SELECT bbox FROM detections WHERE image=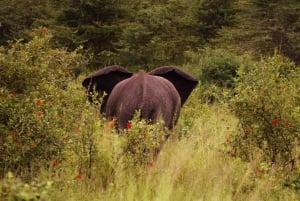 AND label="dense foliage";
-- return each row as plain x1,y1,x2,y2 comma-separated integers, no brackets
188,48,240,103
2,0,298,67
0,172,52,201
218,0,300,64
0,33,88,177
230,54,300,170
